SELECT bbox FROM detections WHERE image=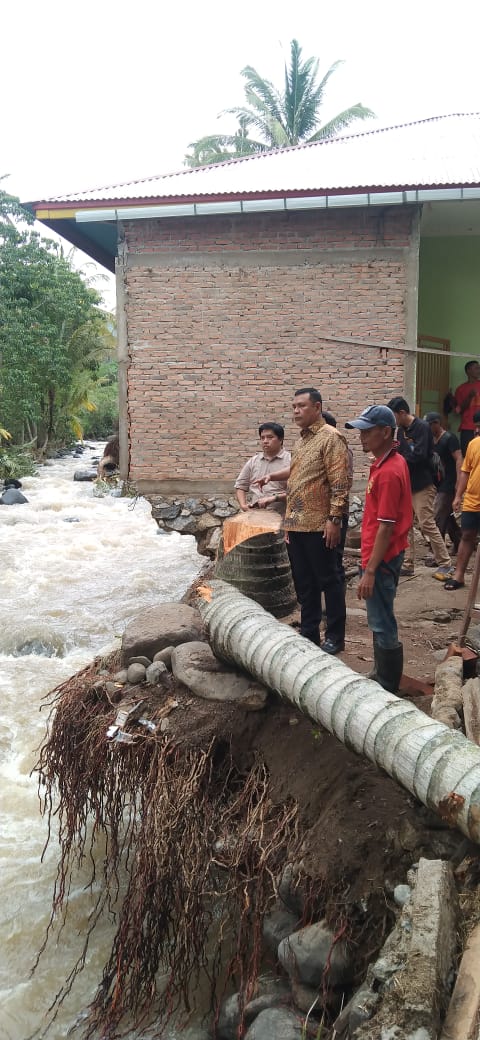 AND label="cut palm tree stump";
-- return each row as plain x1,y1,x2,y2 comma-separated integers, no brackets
197,580,480,844
215,511,297,618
